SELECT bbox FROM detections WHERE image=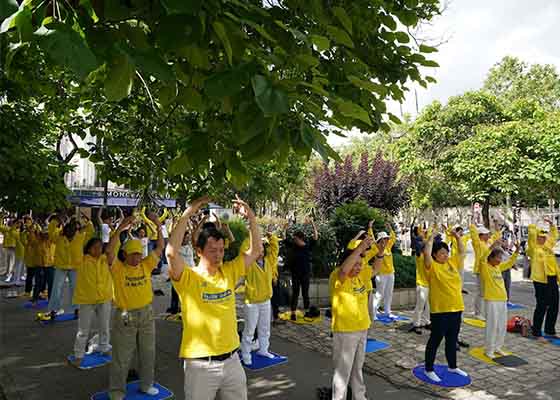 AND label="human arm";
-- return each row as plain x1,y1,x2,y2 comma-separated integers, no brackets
266,233,280,281
222,222,236,244
423,230,437,270
96,207,104,227
386,223,397,247
147,212,164,258
371,239,386,274
338,236,374,282
309,217,319,241
159,208,170,223
166,196,210,281
106,216,135,266
500,242,520,272
469,224,481,255
544,218,558,251
190,214,209,248
233,198,262,267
